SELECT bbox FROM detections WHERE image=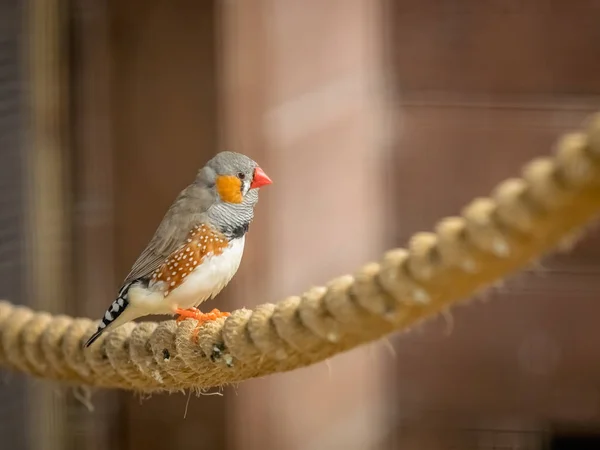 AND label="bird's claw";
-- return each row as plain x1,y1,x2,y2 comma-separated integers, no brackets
175,308,231,343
